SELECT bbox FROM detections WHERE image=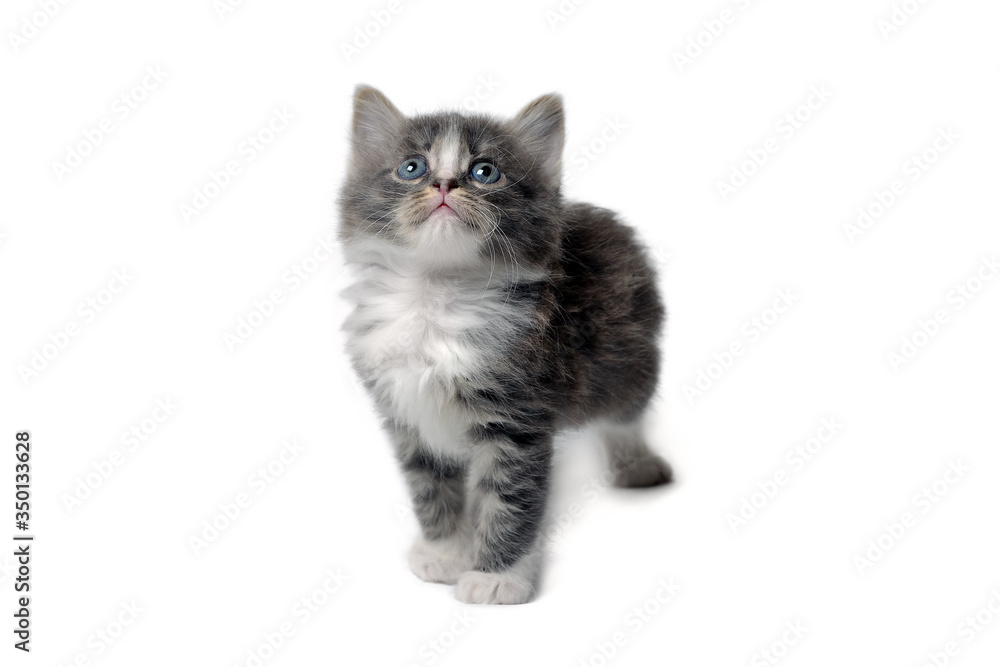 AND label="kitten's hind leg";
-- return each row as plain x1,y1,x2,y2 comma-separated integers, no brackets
389,421,473,584
597,418,673,488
